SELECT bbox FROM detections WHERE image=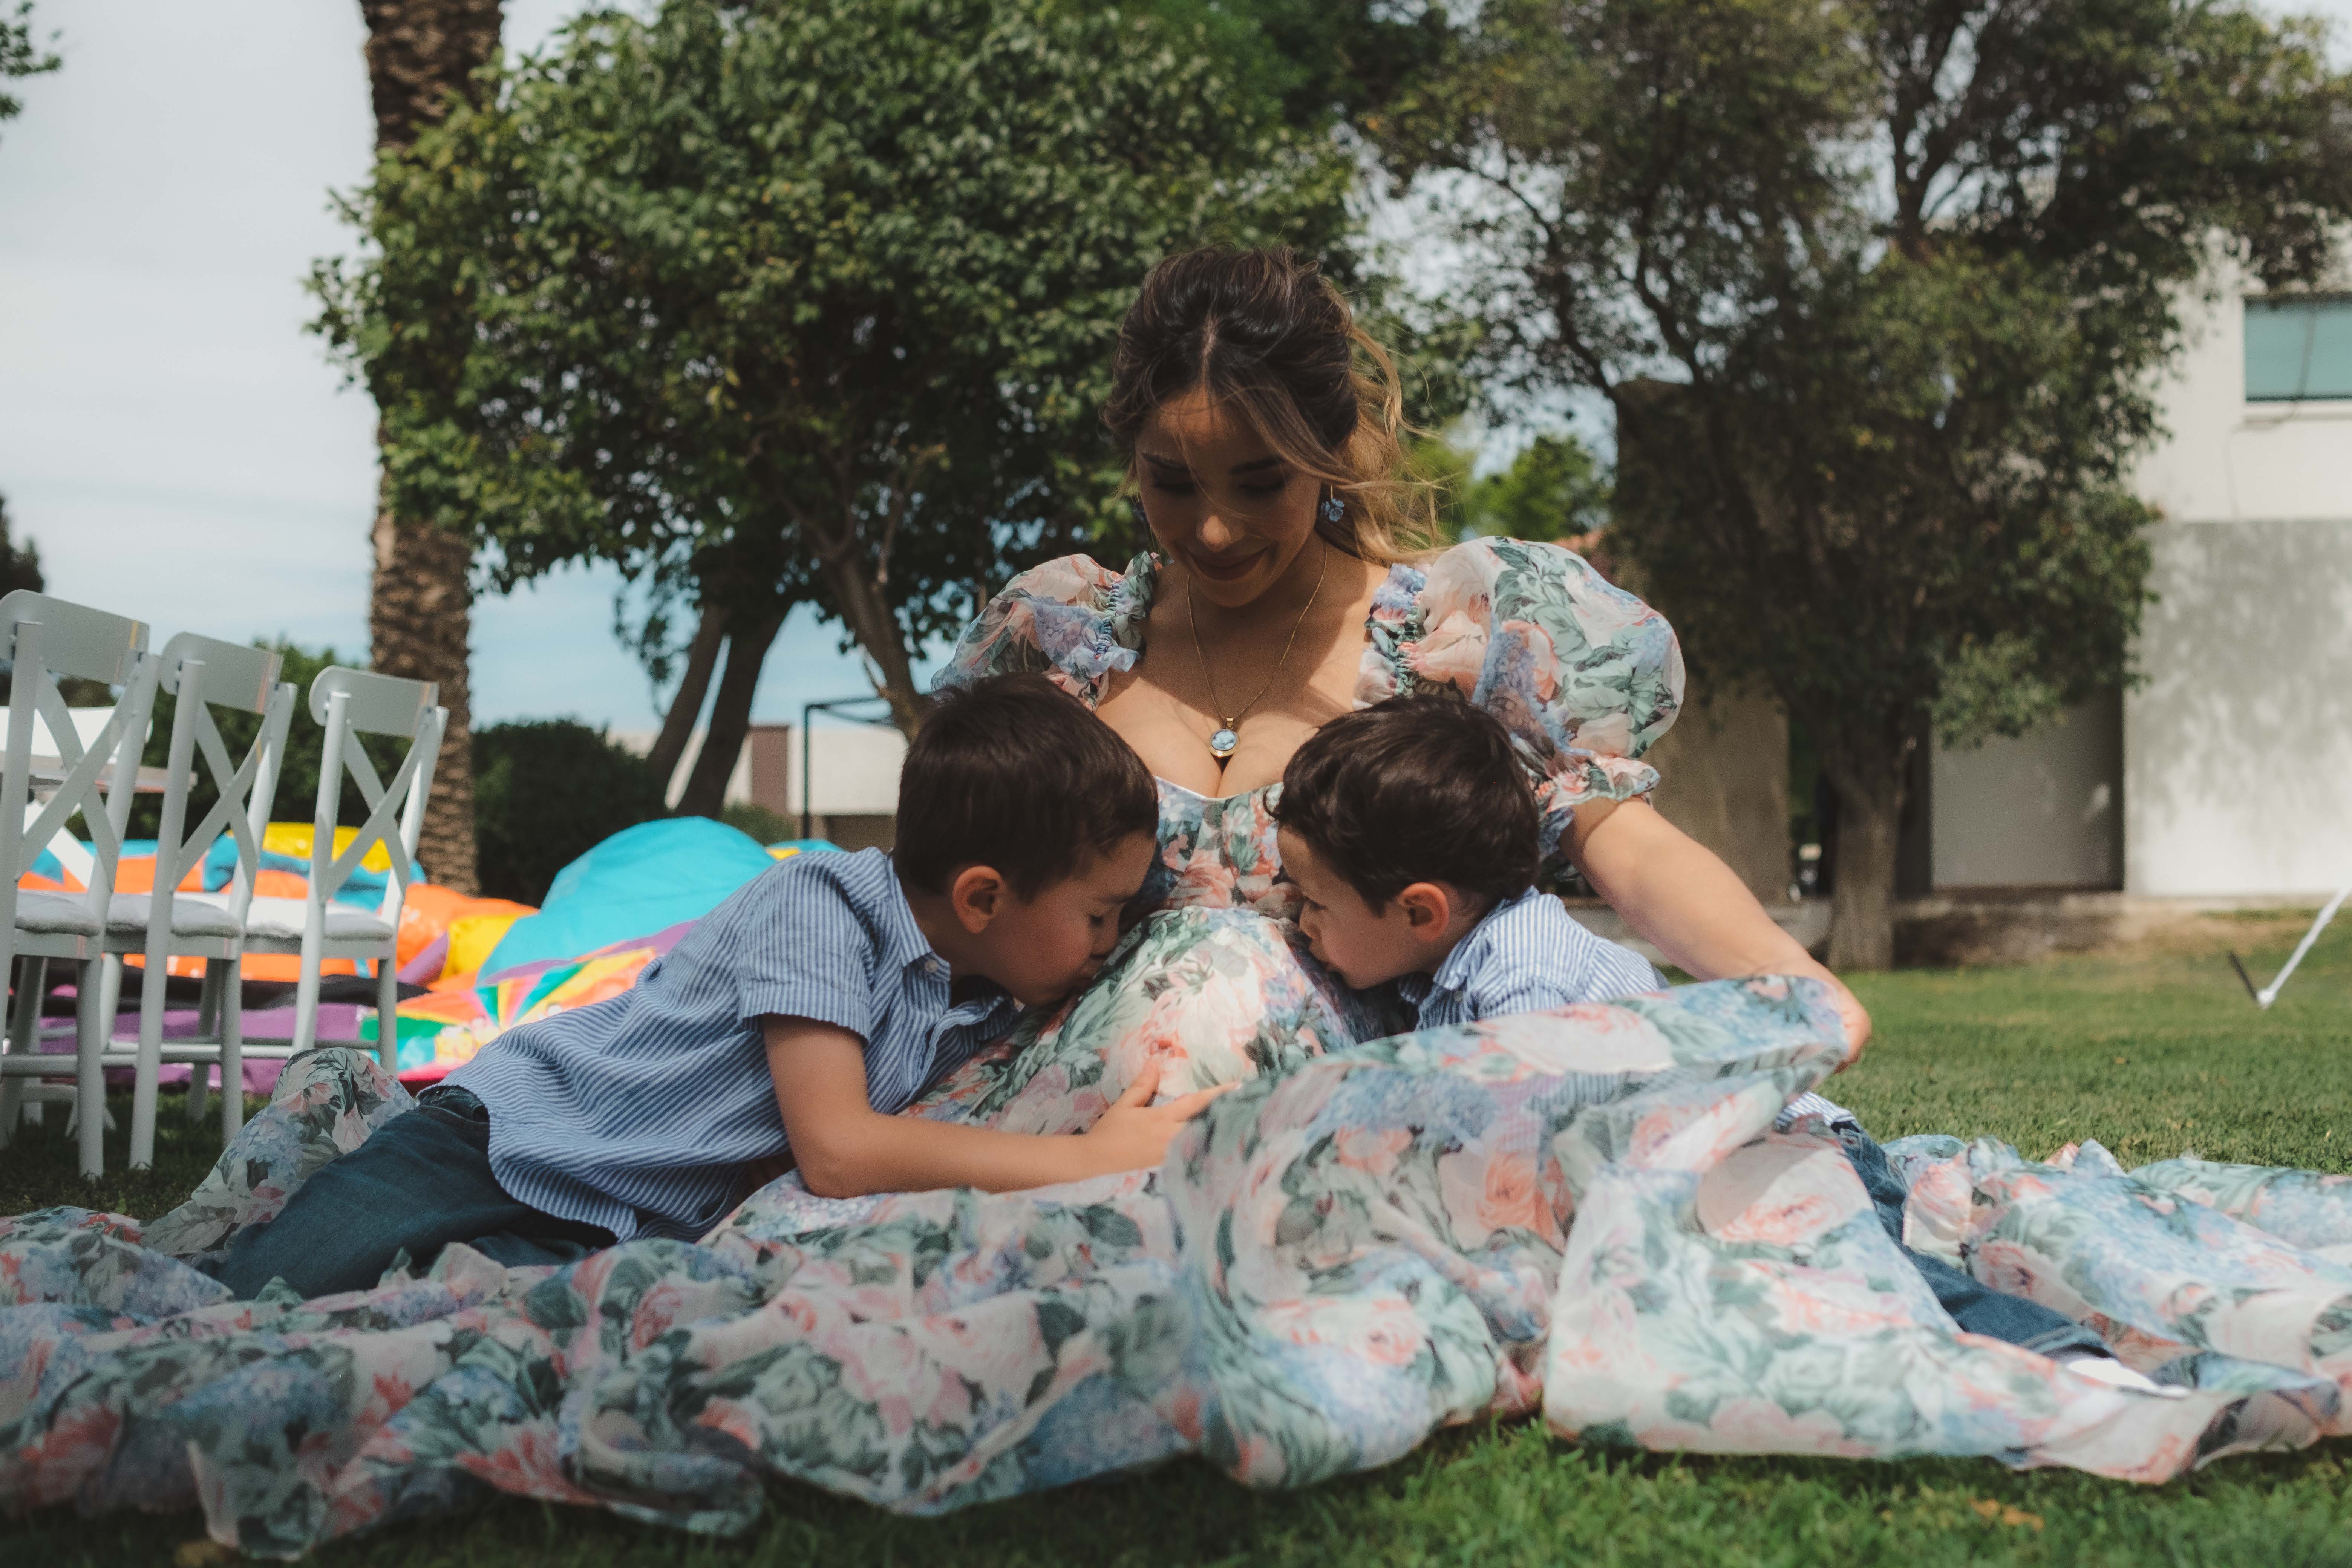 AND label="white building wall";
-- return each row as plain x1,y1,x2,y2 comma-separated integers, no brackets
2122,266,2352,899
1931,697,2122,890
781,724,905,816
